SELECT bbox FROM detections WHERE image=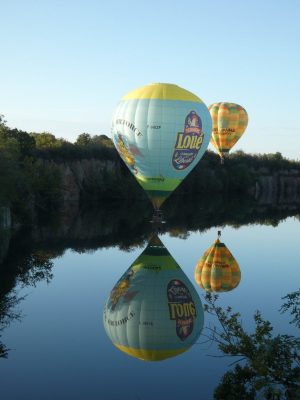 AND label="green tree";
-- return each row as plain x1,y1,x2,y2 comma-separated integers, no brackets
203,292,300,399
30,132,65,148
75,133,92,146
0,290,25,358
0,127,35,158
23,158,62,213
0,114,7,132
91,134,114,147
